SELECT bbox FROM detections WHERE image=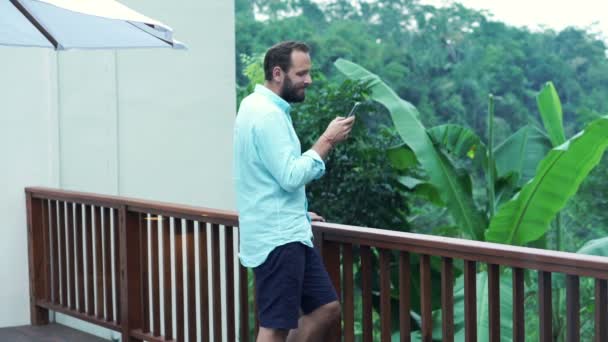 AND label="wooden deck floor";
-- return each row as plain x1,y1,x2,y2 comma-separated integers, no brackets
0,323,109,342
